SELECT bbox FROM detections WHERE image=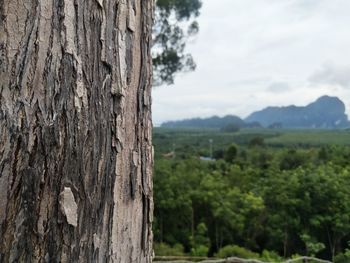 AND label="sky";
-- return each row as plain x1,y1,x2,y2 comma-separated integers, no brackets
152,0,350,125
